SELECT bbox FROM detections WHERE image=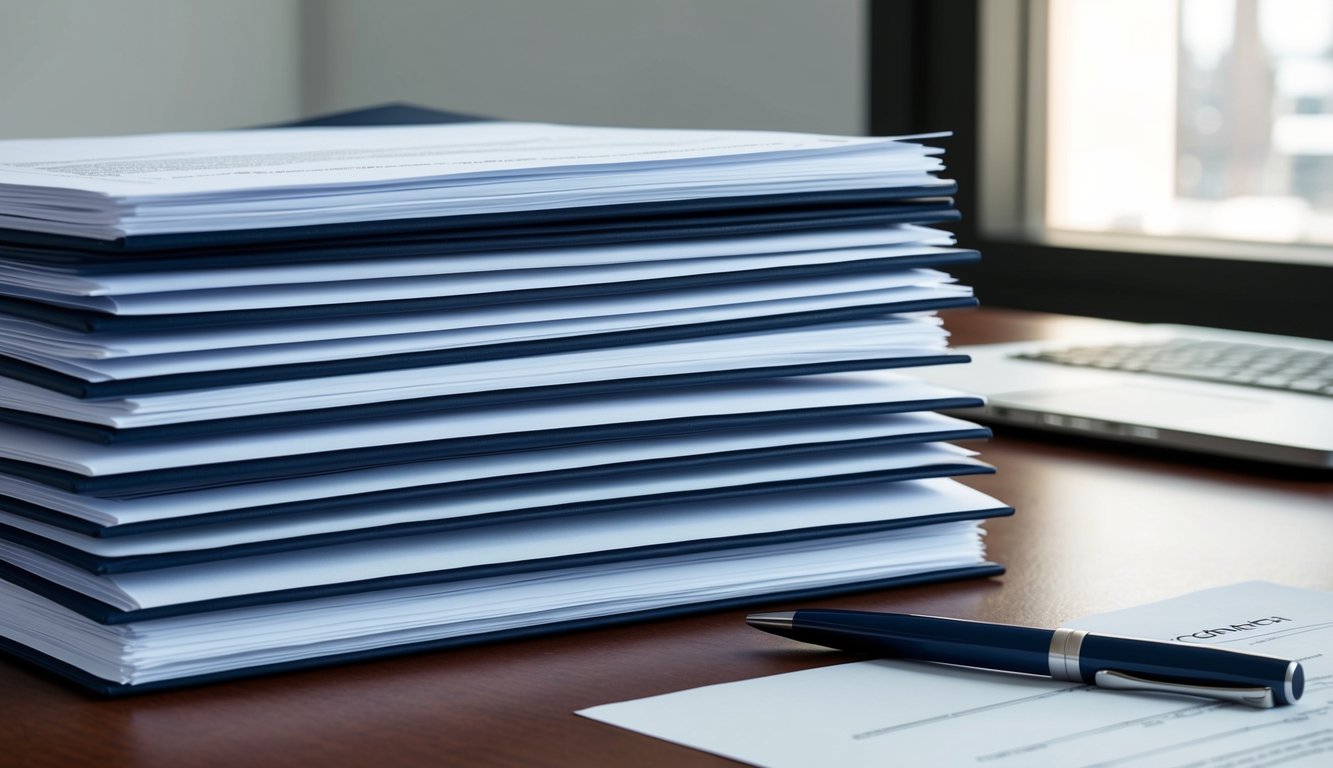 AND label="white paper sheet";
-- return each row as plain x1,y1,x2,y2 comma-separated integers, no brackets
0,315,972,427
0,443,983,557
2,262,947,315
0,283,946,360
0,411,982,525
3,274,952,378
0,226,953,296
0,515,992,685
0,373,977,475
0,122,947,238
0,476,1001,611
0,122,918,195
578,581,1333,768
